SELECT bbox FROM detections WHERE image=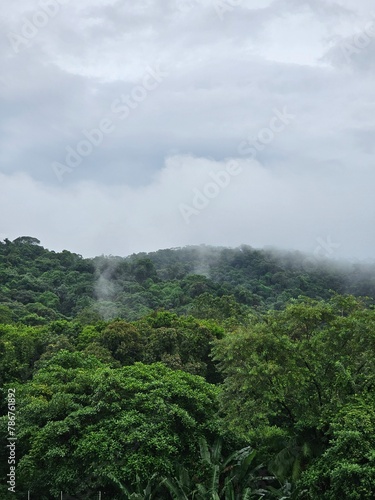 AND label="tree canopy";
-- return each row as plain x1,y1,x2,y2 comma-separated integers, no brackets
1,237,375,498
